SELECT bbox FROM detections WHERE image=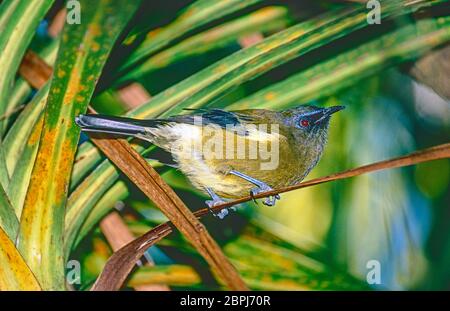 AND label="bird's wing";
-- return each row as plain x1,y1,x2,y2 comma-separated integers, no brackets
176,108,247,126
170,108,266,135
